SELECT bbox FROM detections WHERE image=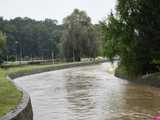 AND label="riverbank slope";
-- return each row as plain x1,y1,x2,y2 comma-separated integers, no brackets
115,65,160,87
